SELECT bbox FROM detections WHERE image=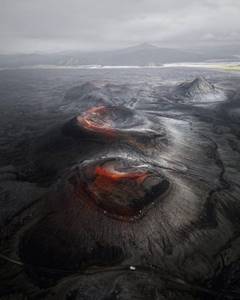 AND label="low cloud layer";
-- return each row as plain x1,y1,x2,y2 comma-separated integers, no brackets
0,0,239,53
